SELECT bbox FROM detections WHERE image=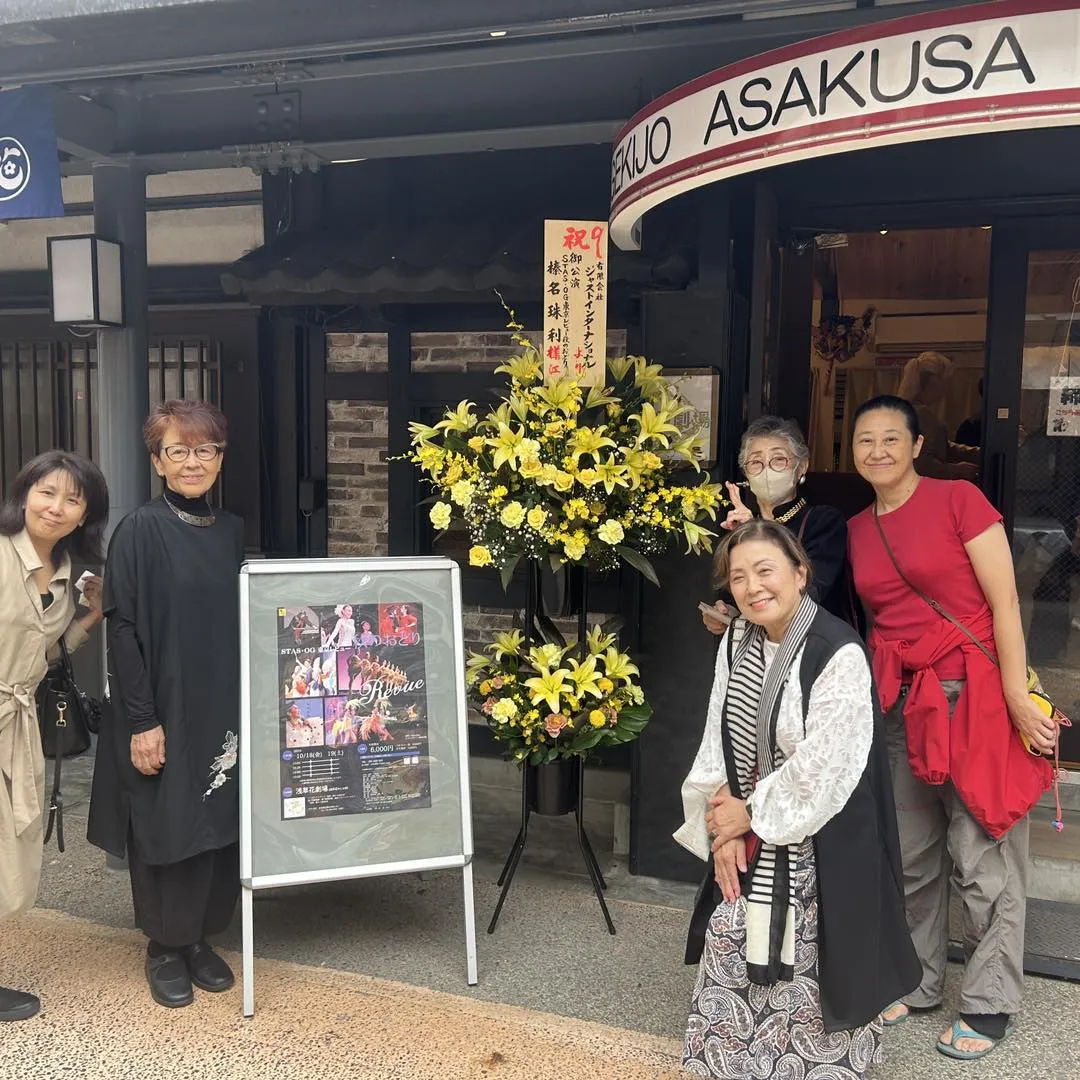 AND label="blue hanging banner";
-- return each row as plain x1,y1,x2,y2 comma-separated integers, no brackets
0,86,64,222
